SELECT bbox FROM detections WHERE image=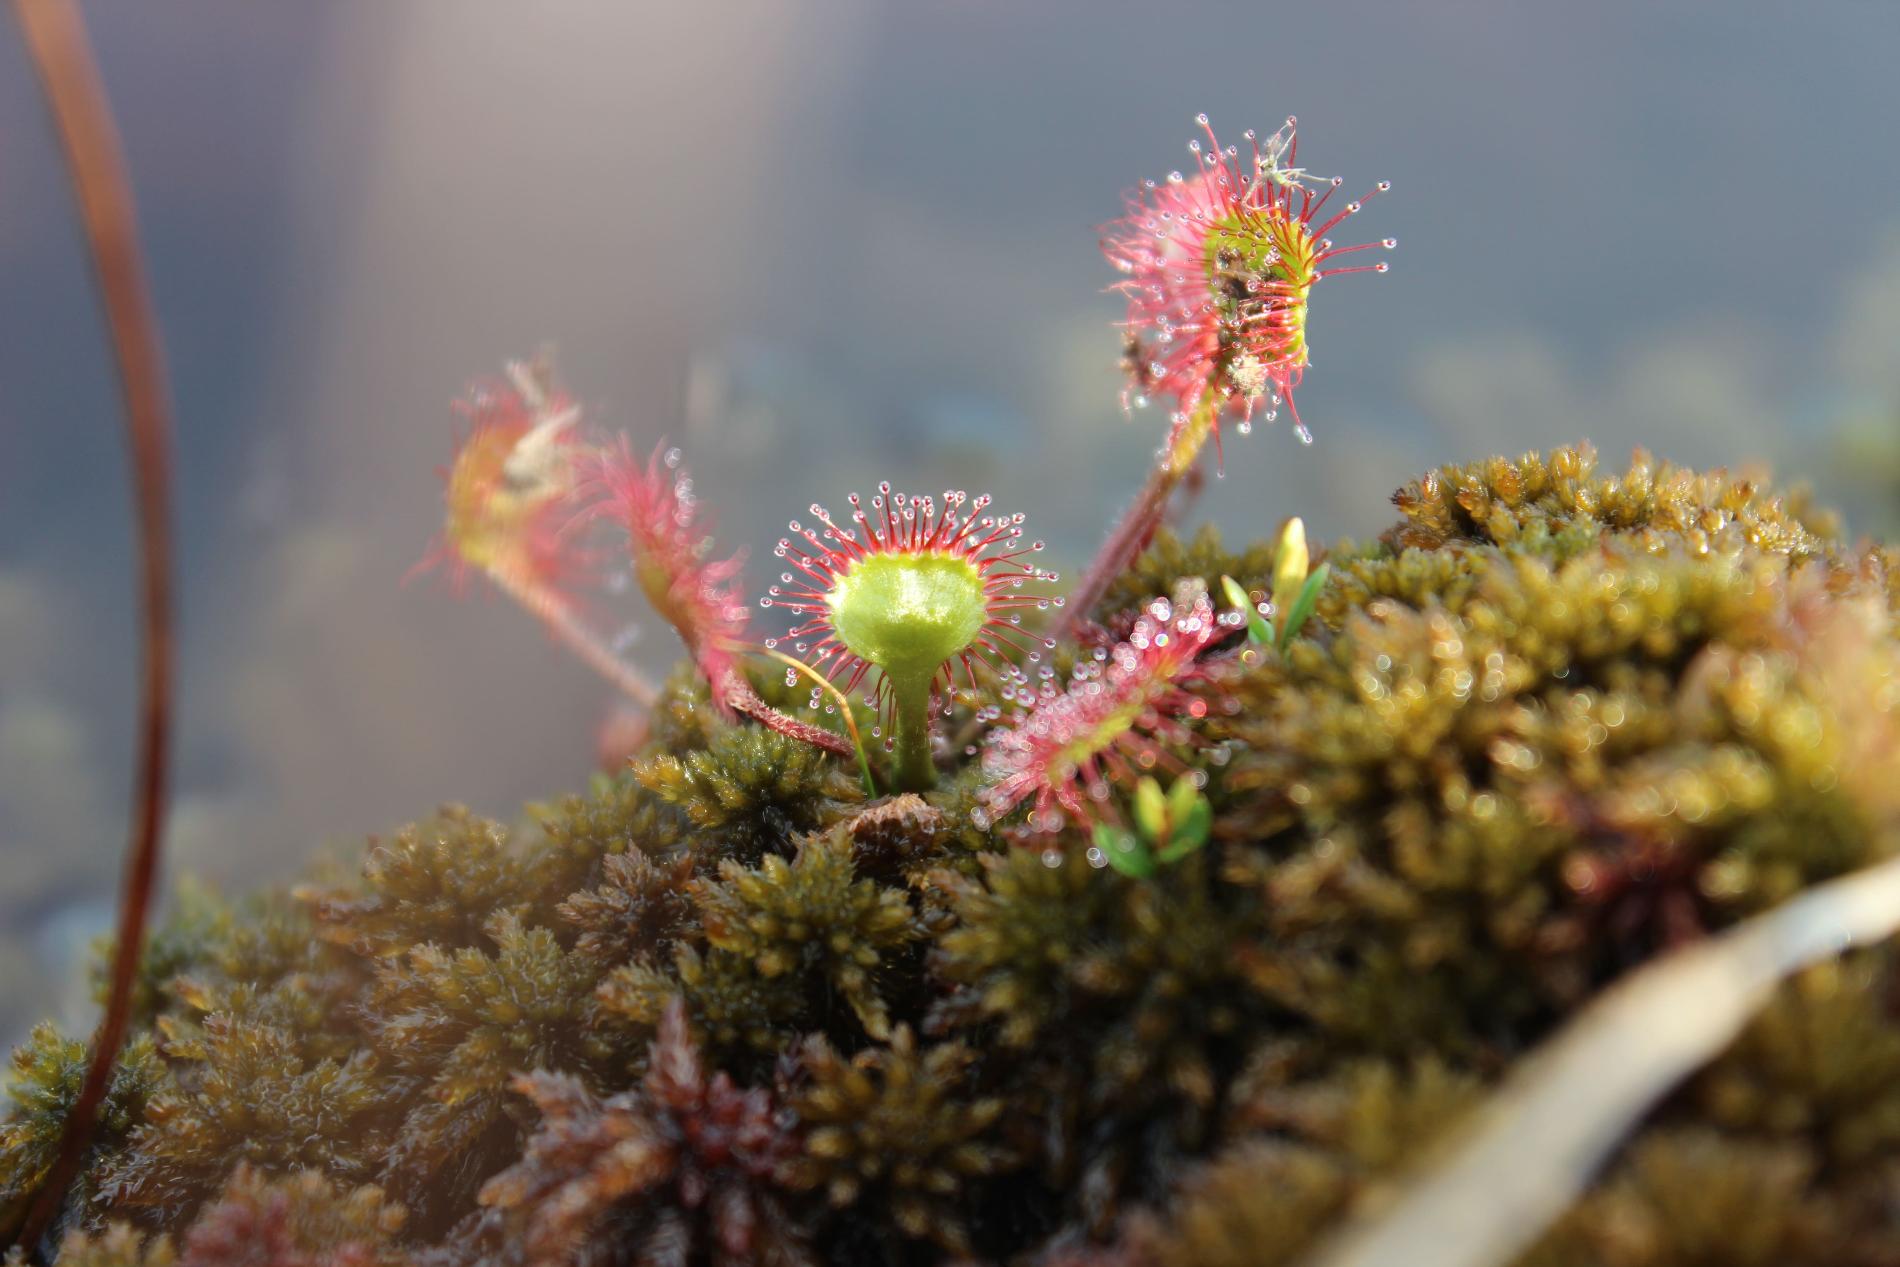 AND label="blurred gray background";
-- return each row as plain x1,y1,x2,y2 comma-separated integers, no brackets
3,1,1899,1045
